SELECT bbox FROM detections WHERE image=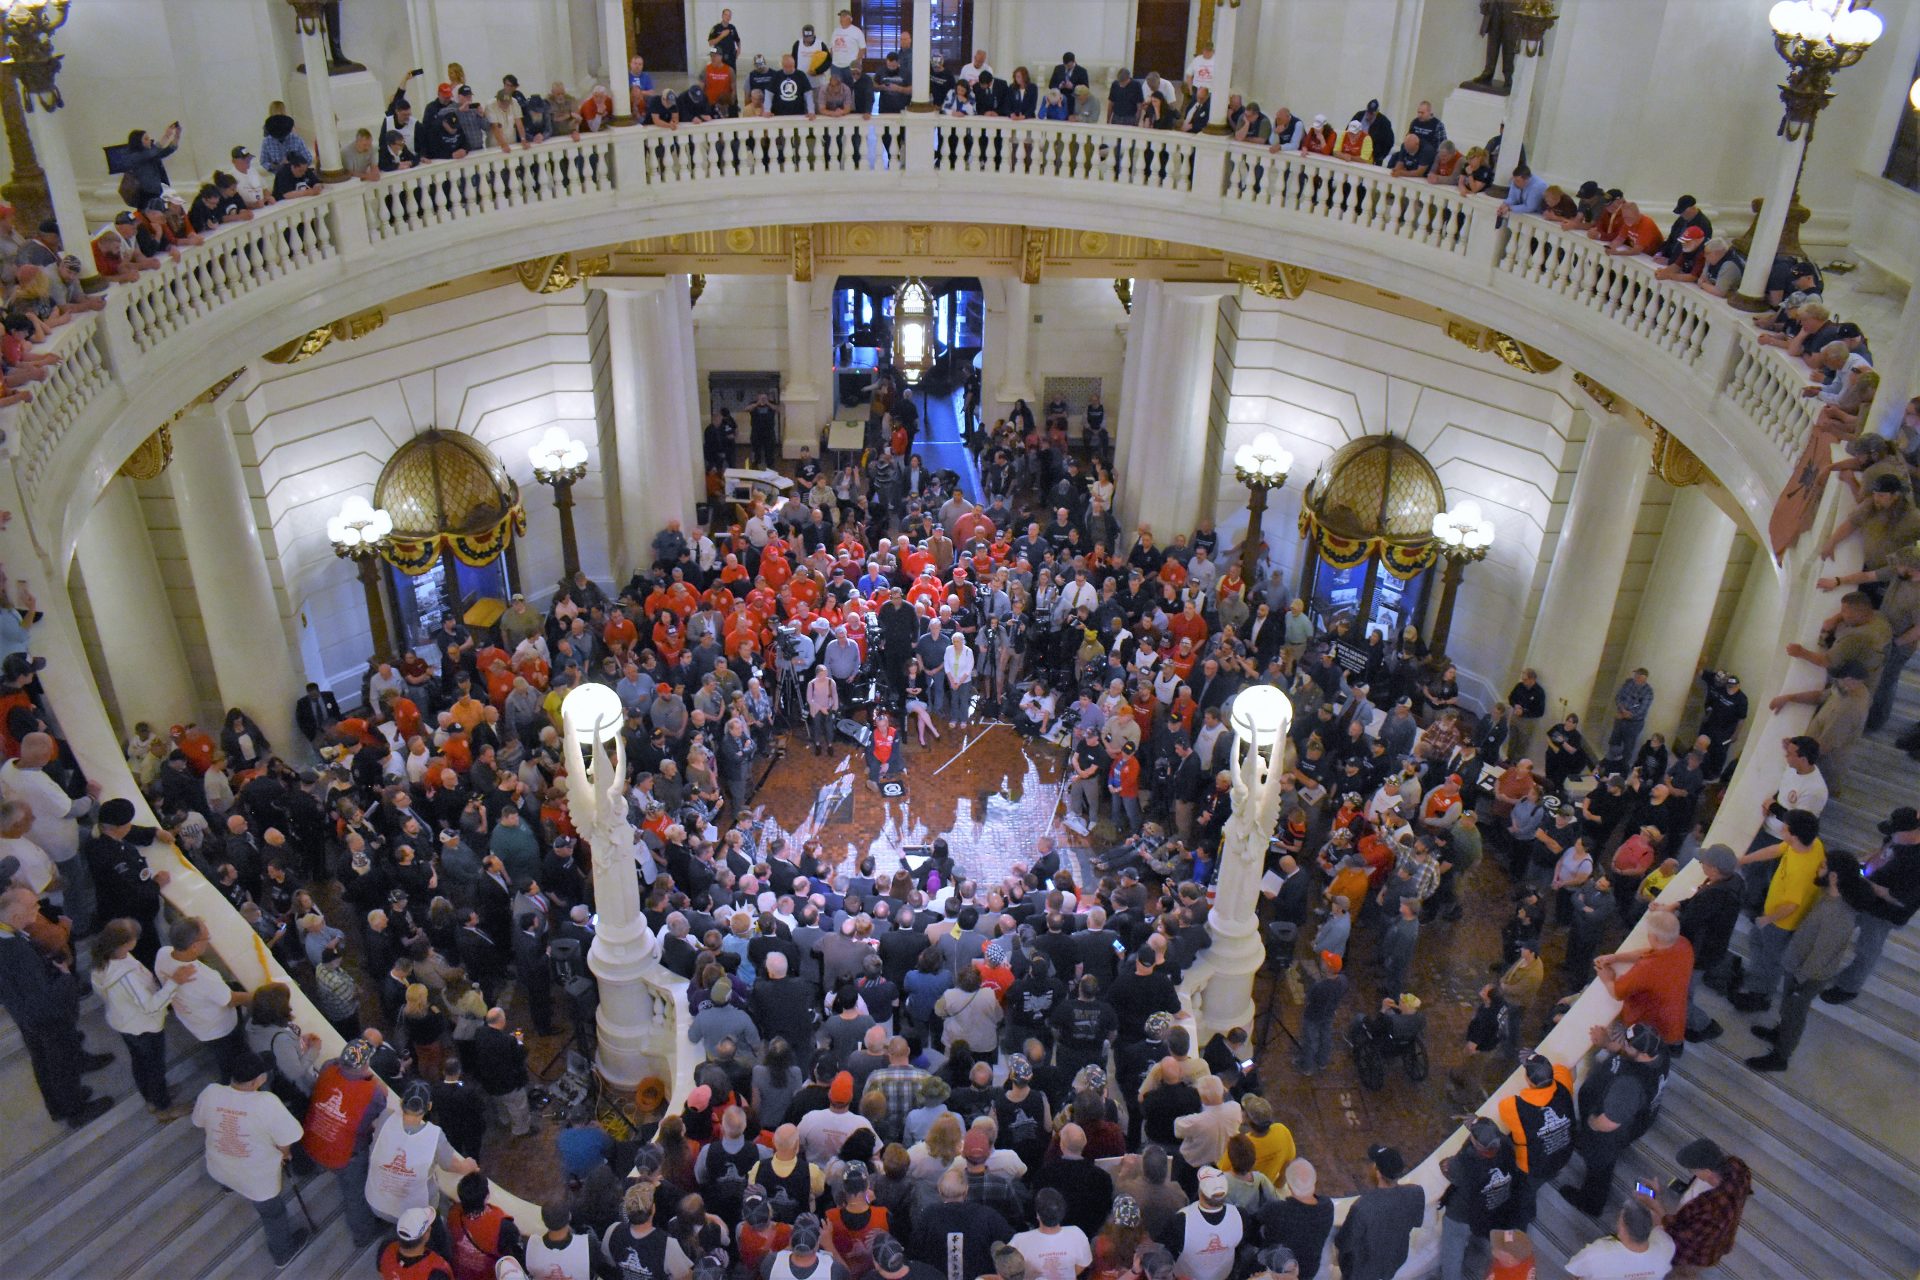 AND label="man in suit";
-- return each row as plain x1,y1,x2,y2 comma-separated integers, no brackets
749,951,819,1072
294,682,343,742
457,910,507,1004
476,855,515,943
0,887,114,1126
1191,659,1239,715
1268,855,1313,932
513,913,555,1036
